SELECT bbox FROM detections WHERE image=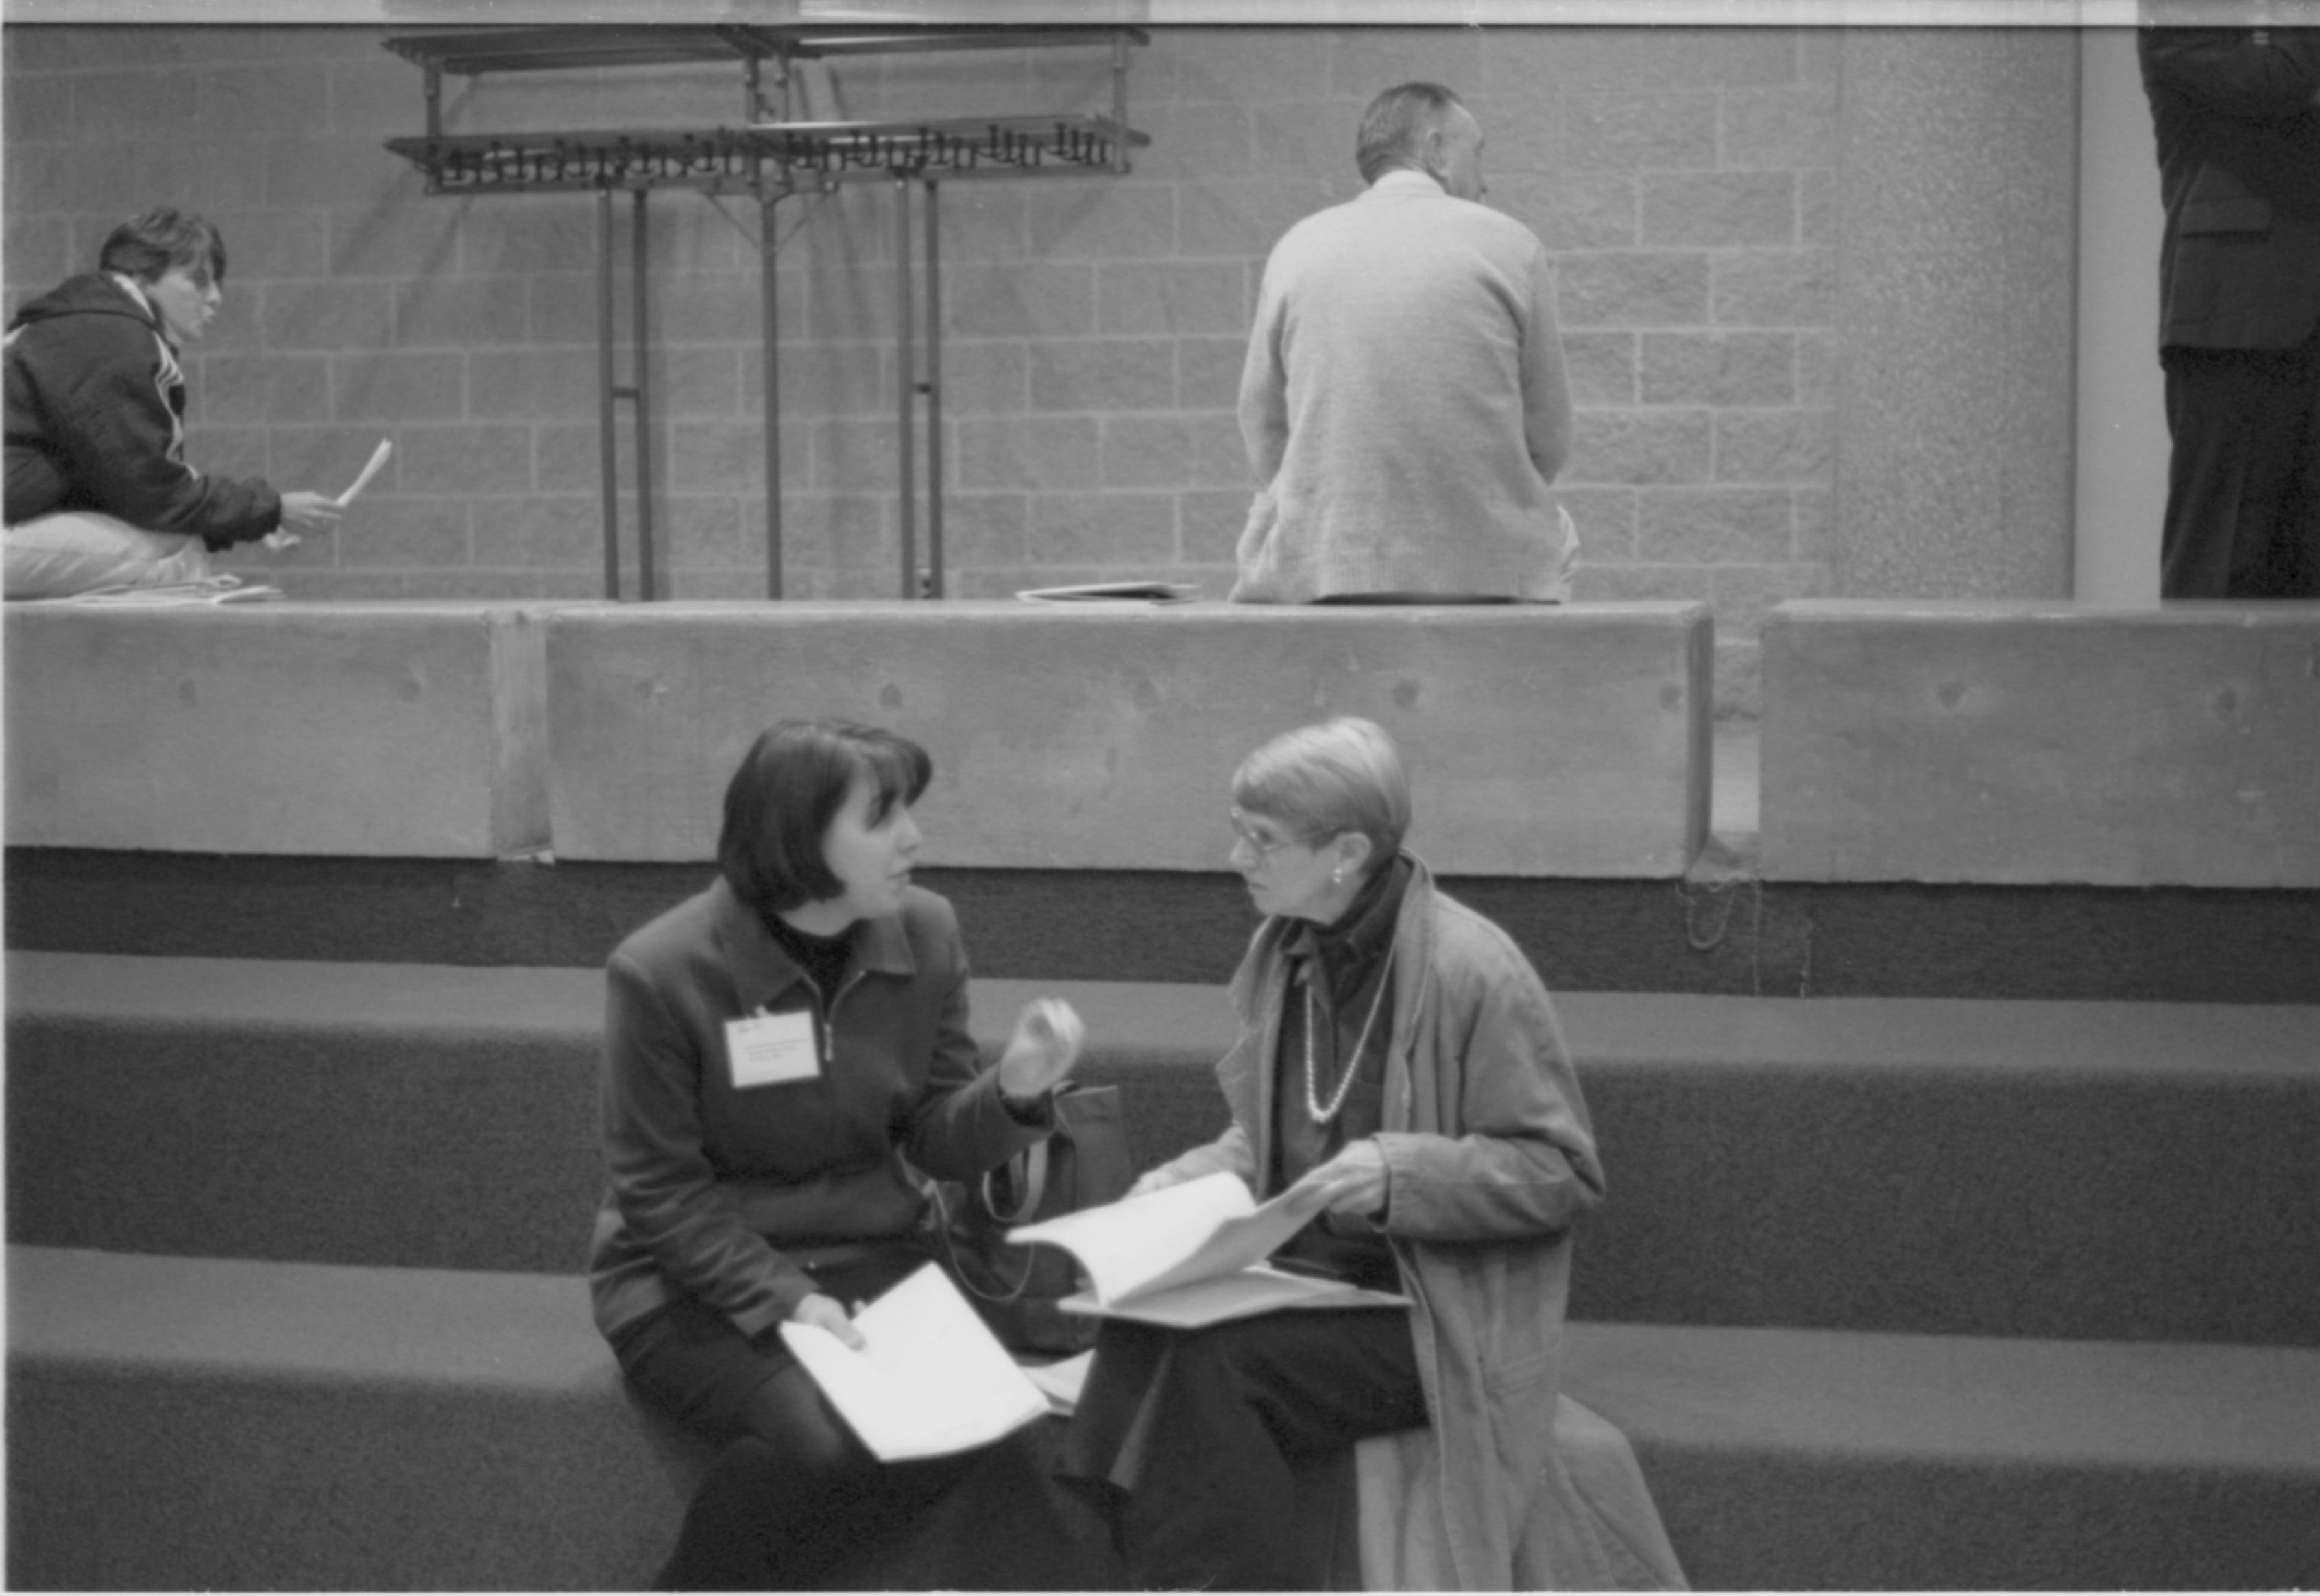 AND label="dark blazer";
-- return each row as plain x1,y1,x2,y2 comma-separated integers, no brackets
588,878,1046,1342
2139,25,2320,350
